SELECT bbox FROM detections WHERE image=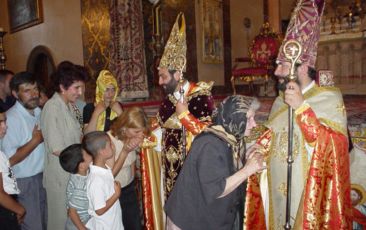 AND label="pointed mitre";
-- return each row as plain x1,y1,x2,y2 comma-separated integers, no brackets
158,12,187,72
277,0,325,68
